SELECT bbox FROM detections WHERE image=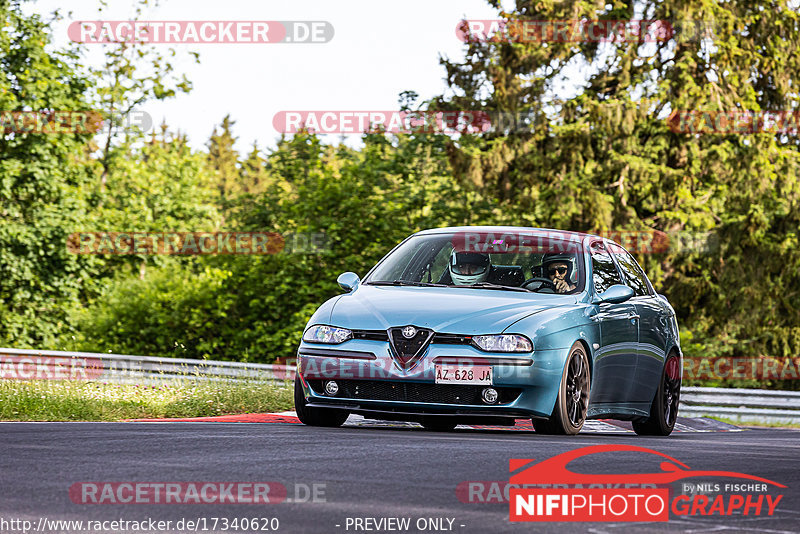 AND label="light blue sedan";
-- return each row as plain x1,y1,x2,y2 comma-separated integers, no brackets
294,227,682,435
